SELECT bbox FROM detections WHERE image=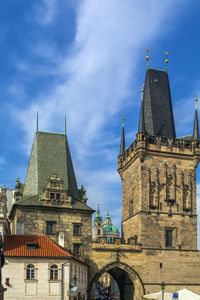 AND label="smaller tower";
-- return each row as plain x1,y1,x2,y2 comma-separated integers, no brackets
119,114,125,155
93,205,103,240
193,97,199,140
138,85,145,134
